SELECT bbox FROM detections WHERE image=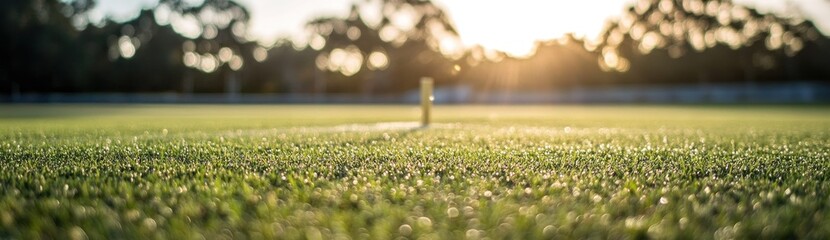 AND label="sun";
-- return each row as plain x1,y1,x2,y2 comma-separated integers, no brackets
433,0,633,58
